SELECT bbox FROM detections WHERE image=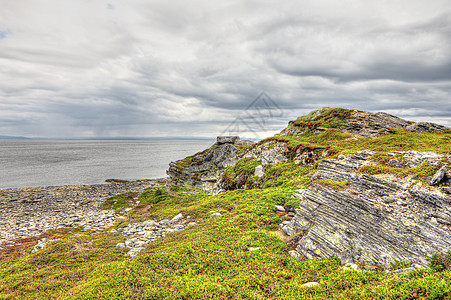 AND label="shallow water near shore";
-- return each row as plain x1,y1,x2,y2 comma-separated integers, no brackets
0,139,213,189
